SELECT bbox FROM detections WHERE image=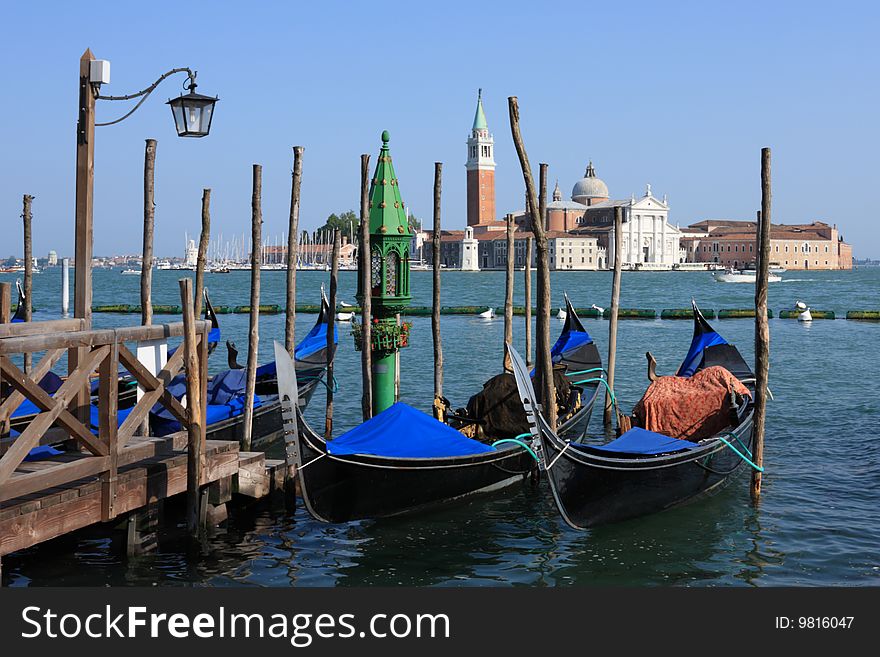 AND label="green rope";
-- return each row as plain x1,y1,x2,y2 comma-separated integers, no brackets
491,437,539,462
717,435,764,472
570,377,616,407
565,367,607,377
719,431,752,458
